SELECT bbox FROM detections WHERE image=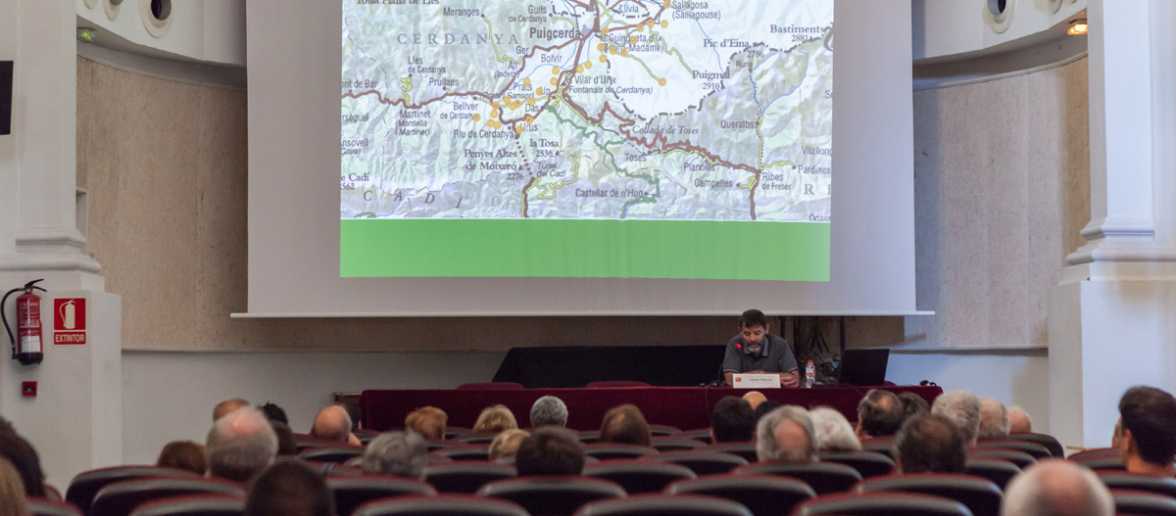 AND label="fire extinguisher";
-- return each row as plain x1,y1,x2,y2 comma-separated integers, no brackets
1,279,46,365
